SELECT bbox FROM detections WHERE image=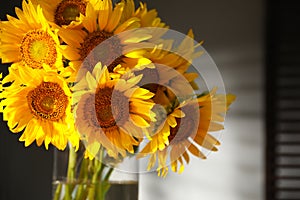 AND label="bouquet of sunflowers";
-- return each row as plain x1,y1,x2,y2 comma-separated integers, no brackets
0,0,235,199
